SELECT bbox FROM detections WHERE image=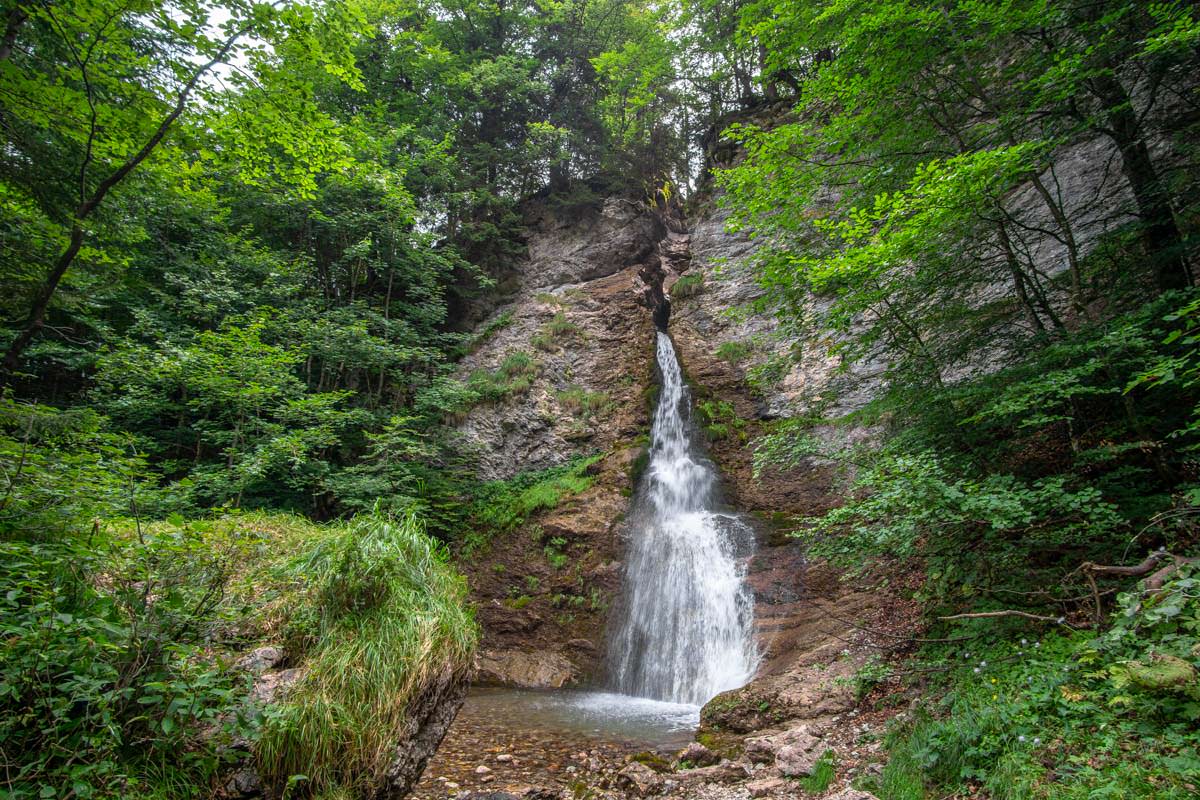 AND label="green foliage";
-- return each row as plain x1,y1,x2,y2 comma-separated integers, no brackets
696,399,745,442
671,273,705,299
0,525,254,799
95,319,361,512
556,386,612,418
256,513,476,797
0,396,149,537
867,566,1200,799
714,340,753,365
544,536,570,569
465,456,600,550
533,312,583,352
798,751,836,794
